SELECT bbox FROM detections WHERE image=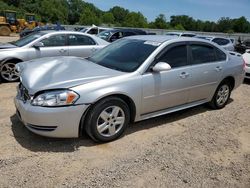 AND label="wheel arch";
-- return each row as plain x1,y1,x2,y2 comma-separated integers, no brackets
79,93,137,137
221,76,235,90
1,57,23,67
